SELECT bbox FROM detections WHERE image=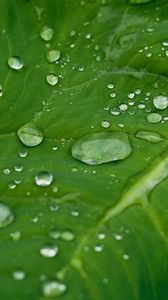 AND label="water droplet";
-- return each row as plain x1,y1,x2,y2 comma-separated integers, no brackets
101,120,110,128
10,231,21,241
85,33,92,39
49,229,60,240
40,26,54,41
153,95,168,110
0,203,14,228
98,233,106,240
110,92,116,98
46,74,59,86
14,164,23,172
18,149,28,158
107,83,114,89
94,244,103,252
3,168,11,175
46,50,61,63
136,130,164,143
40,245,58,258
35,171,53,187
163,40,168,46
114,234,123,241
147,113,162,124
8,183,16,190
123,254,130,261
42,280,67,298
12,270,26,280
8,56,23,70
60,230,75,242
17,123,44,147
119,104,128,111
72,132,132,165
110,107,120,116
